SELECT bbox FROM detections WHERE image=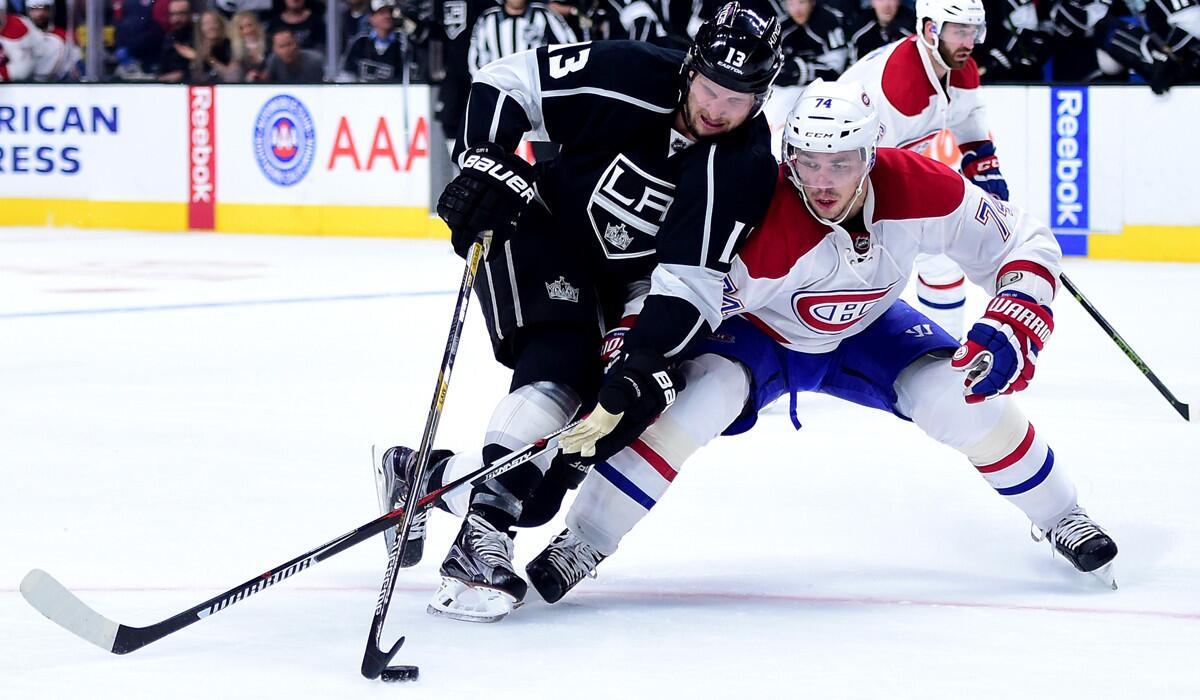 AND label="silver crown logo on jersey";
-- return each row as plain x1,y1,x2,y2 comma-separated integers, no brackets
545,276,580,303
604,222,634,250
